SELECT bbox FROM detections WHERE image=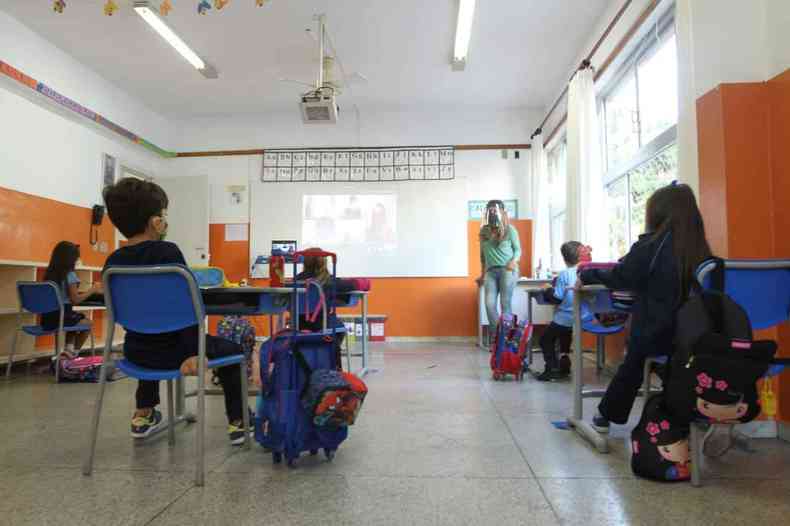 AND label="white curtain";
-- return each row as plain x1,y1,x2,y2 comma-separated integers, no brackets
565,67,609,260
530,133,551,276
